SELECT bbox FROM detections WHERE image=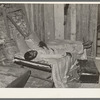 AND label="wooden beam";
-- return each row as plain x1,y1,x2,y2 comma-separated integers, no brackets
81,4,90,42
70,4,76,41
24,4,40,42
22,5,31,37
76,4,82,41
54,4,64,40
38,4,45,41
44,4,55,42
6,8,21,14
76,4,90,42
3,7,11,39
89,4,98,57
24,4,34,35
7,15,27,38
64,5,71,40
33,4,40,39
30,4,34,33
